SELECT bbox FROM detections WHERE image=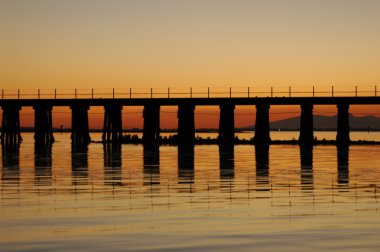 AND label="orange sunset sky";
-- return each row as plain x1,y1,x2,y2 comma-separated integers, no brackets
1,0,380,129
